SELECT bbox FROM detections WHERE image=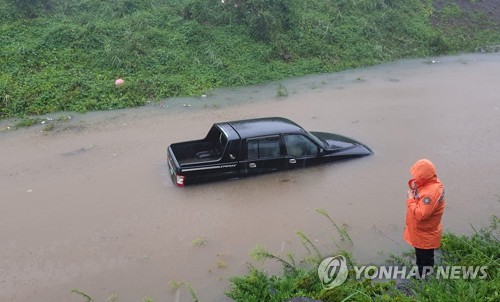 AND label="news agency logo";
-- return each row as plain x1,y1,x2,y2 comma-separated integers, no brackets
318,255,489,289
317,255,349,289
